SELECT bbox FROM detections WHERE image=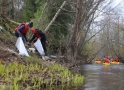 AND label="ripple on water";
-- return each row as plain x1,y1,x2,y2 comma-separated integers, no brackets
81,64,124,90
